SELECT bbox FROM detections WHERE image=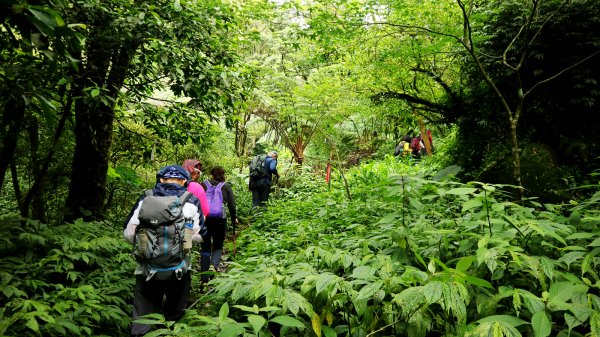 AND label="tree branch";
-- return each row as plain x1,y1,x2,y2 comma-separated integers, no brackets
525,49,600,97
